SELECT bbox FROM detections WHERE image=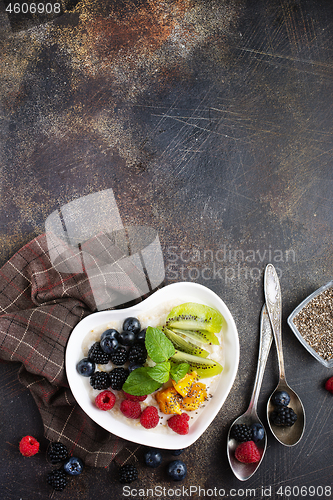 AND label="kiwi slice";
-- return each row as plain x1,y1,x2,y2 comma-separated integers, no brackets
162,327,209,358
171,350,223,379
168,327,219,346
166,302,223,345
